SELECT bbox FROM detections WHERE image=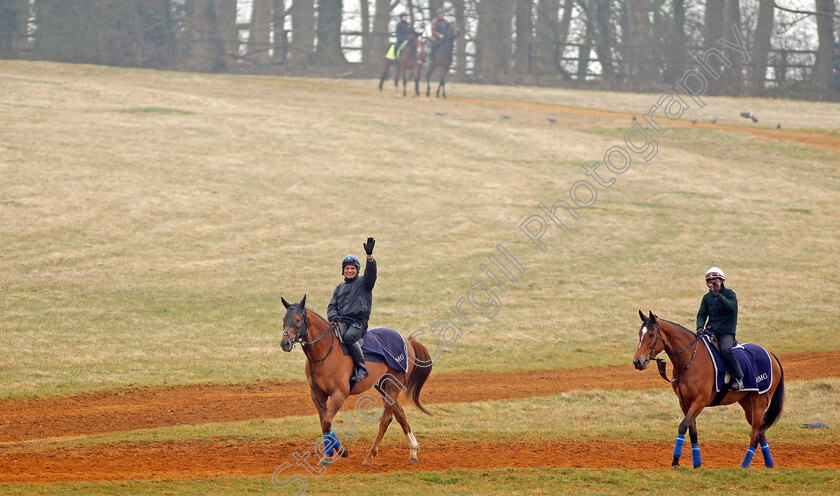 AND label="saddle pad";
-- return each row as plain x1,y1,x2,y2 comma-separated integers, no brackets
702,336,773,393
341,327,408,374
